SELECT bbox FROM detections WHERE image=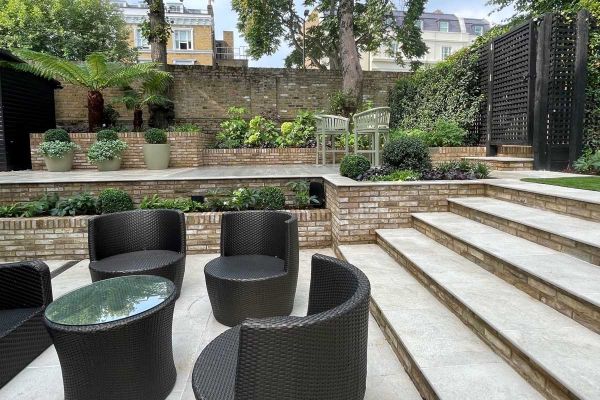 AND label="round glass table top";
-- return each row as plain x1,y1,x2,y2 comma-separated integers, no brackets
45,275,174,326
